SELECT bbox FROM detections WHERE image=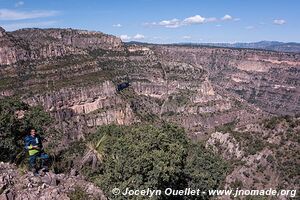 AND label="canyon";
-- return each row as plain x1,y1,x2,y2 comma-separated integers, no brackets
0,27,299,199
1,27,299,137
